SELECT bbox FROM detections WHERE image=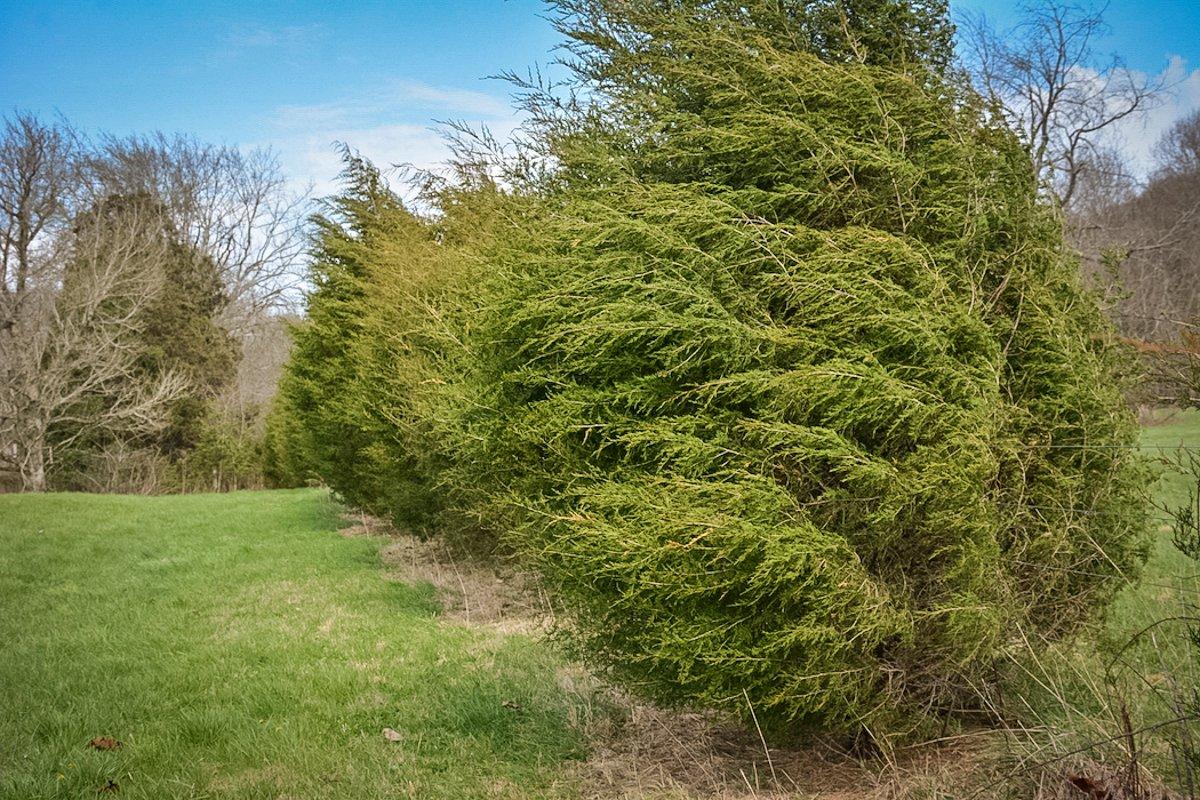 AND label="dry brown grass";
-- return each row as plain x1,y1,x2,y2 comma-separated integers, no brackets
345,513,551,634
571,694,997,800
